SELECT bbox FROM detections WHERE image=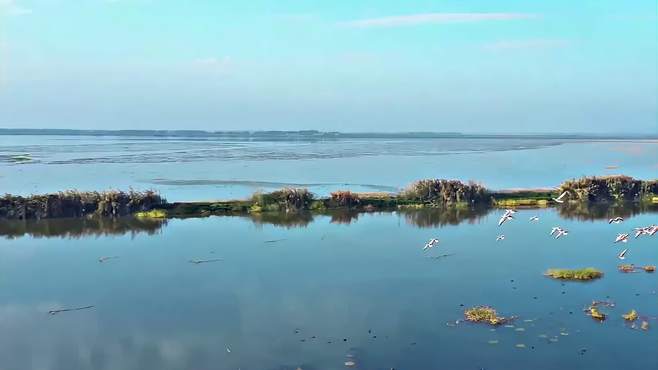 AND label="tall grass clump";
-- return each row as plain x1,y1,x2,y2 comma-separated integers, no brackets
558,176,658,202
251,188,314,212
329,190,361,208
400,179,489,205
0,190,164,219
